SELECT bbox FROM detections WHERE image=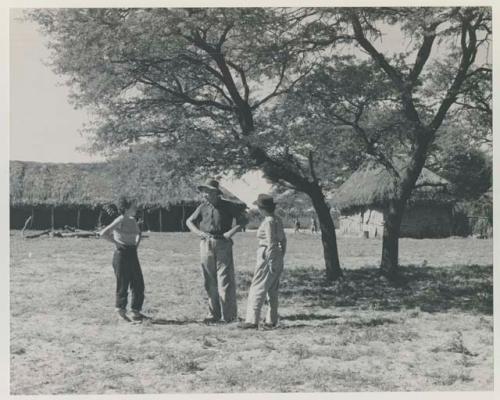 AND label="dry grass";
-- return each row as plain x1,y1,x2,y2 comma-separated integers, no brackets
10,231,493,394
